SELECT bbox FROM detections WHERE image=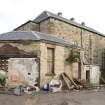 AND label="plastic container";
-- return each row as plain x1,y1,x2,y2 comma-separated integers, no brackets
43,83,49,91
